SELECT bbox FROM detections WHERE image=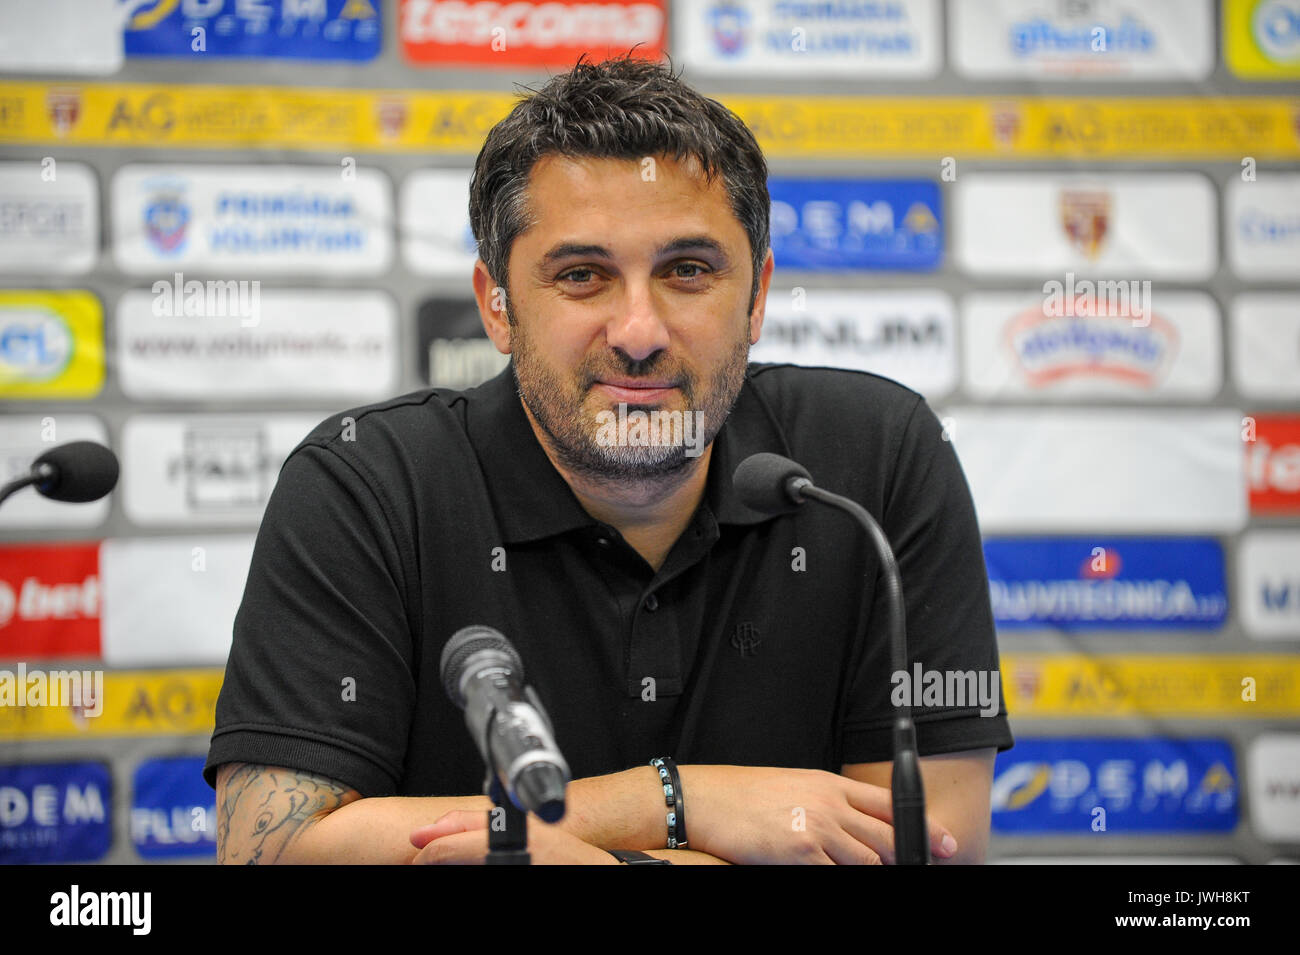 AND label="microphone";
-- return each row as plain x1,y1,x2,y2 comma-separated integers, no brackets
732,451,812,514
0,441,120,509
733,452,930,865
440,625,570,823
